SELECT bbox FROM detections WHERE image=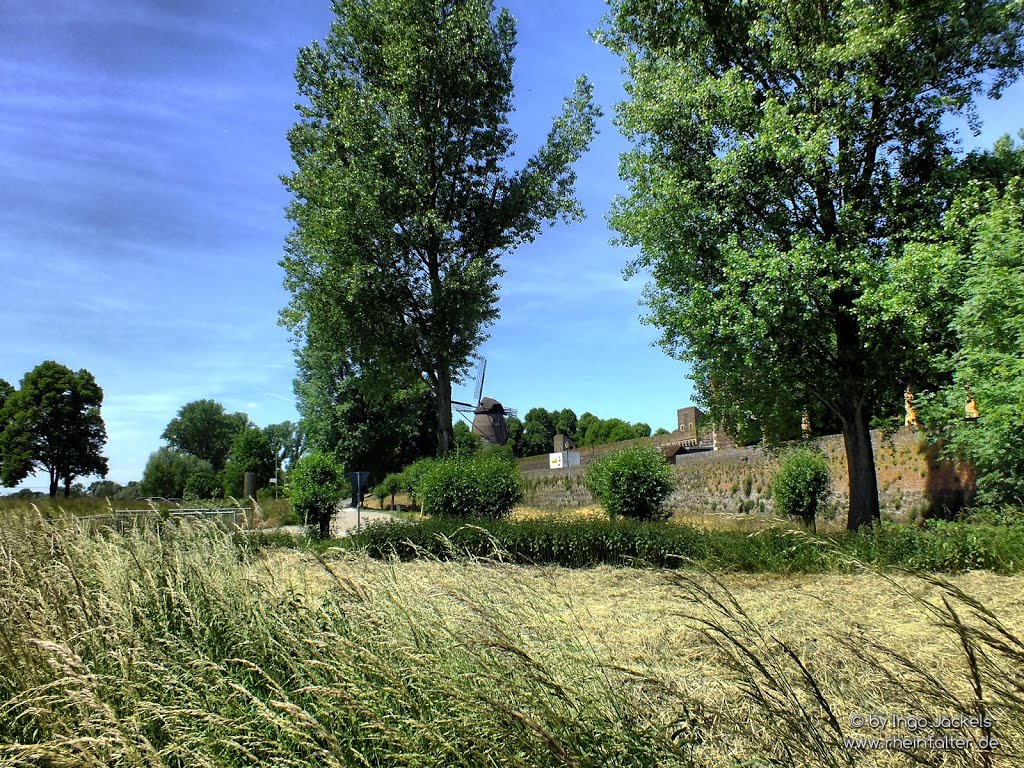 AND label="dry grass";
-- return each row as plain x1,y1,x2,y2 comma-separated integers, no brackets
273,551,1024,767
